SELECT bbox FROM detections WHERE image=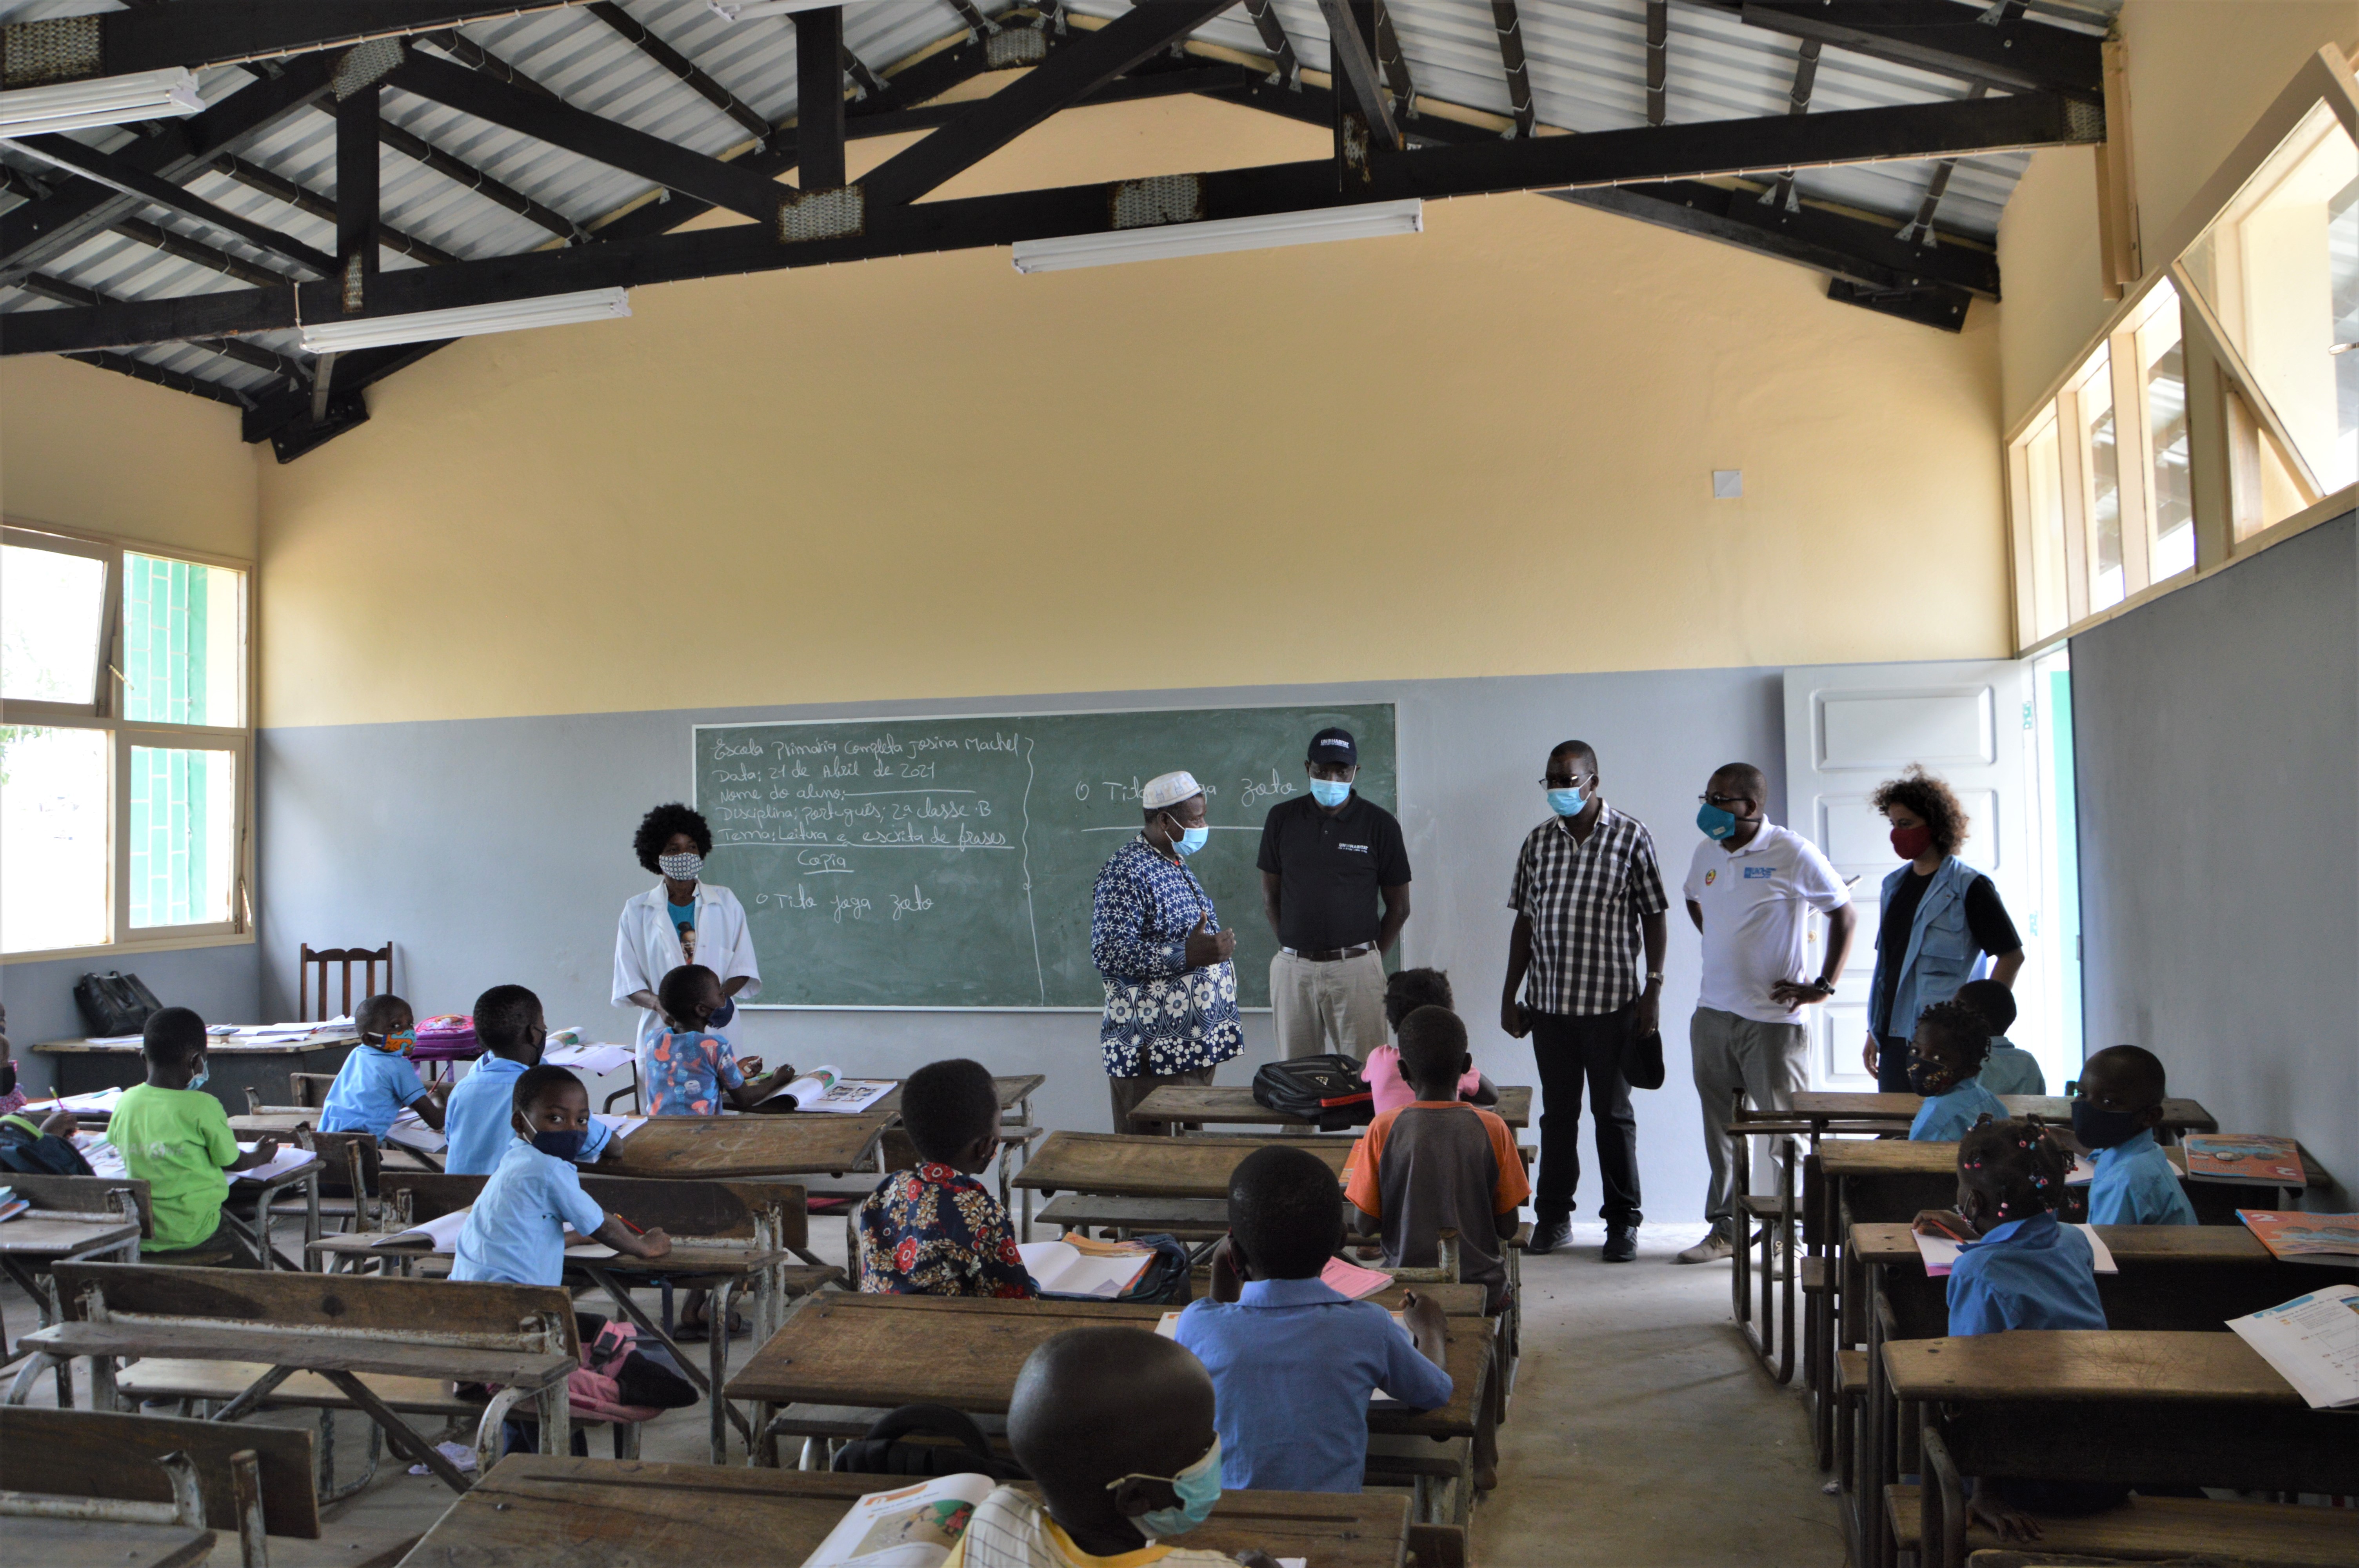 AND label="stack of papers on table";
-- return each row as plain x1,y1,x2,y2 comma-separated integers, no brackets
42,1085,127,1115
591,1112,647,1140
2227,1284,2359,1408
2239,1210,2359,1266
74,1134,127,1179
85,1034,146,1046
1914,1224,2117,1277
546,1042,637,1077
231,1143,318,1183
